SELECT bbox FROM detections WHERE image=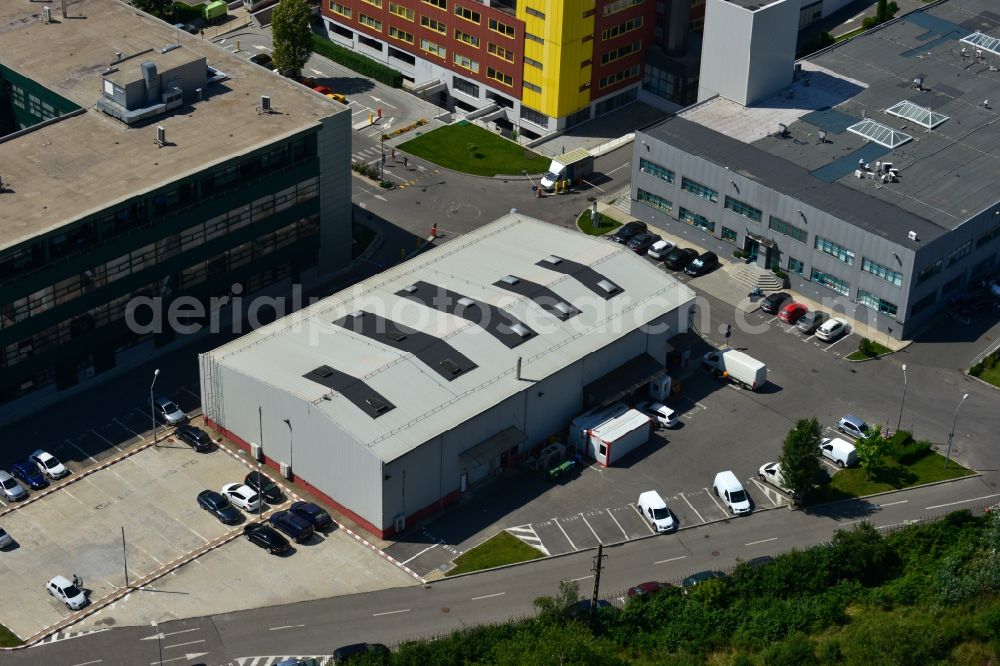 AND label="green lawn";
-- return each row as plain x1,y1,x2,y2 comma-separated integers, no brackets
0,623,22,648
576,210,621,236
808,451,973,504
976,364,1000,388
836,27,866,42
398,122,551,177
847,339,892,360
446,531,544,576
